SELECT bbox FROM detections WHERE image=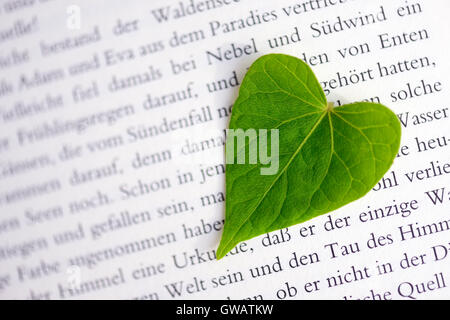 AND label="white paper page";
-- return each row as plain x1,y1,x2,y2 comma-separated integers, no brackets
0,0,449,300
